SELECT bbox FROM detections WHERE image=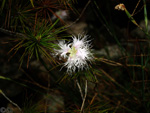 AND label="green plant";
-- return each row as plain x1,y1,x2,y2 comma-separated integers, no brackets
1,0,150,113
